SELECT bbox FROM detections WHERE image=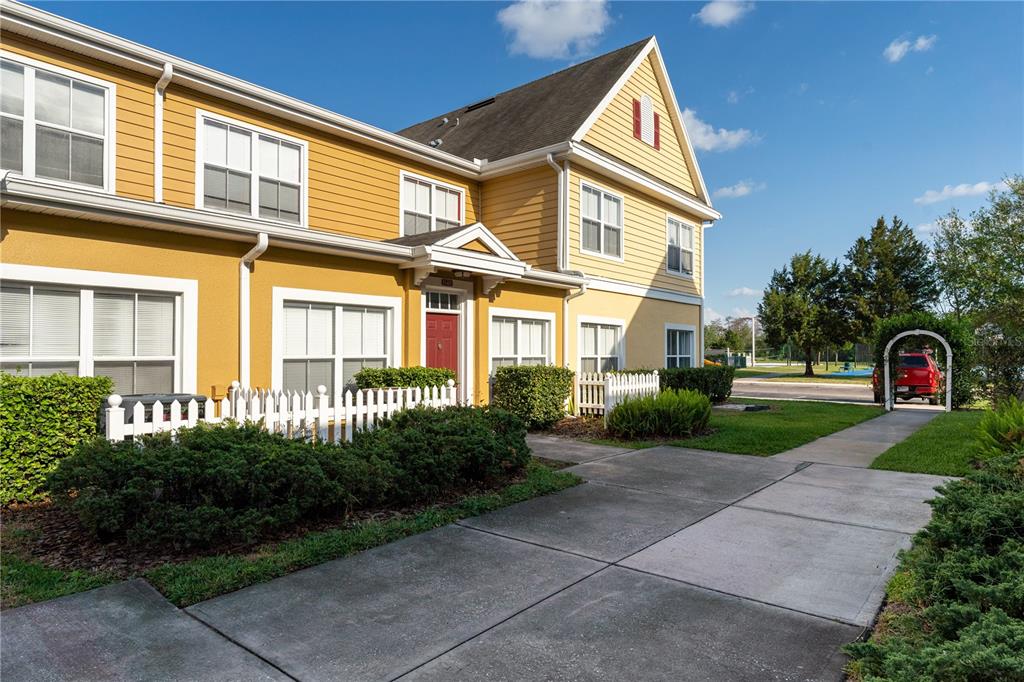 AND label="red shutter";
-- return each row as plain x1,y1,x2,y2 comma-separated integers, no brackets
632,98,642,139
653,113,661,150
